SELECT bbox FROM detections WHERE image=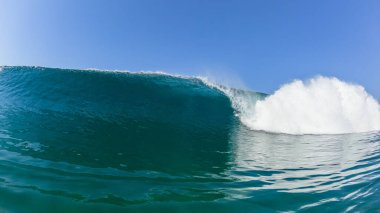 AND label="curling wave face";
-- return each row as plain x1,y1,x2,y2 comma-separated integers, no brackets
0,66,379,212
